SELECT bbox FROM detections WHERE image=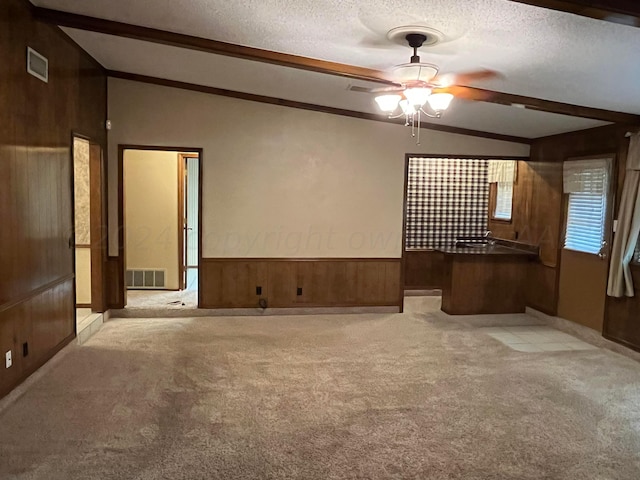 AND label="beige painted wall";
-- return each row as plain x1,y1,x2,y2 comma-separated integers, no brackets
124,150,180,290
75,249,91,304
108,78,530,258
